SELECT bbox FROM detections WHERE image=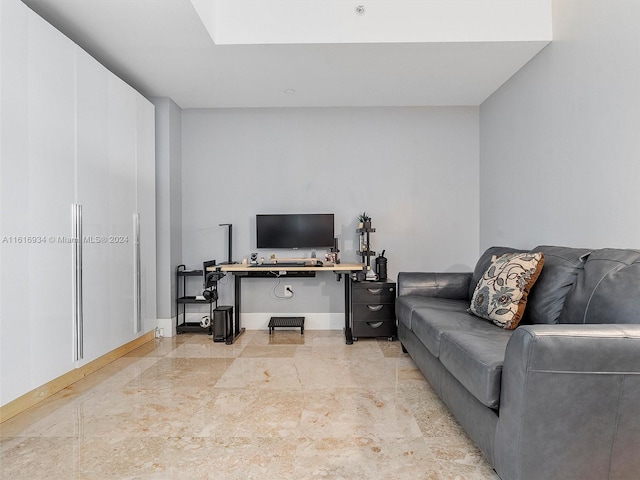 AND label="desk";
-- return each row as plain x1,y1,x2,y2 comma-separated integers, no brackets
209,263,366,344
